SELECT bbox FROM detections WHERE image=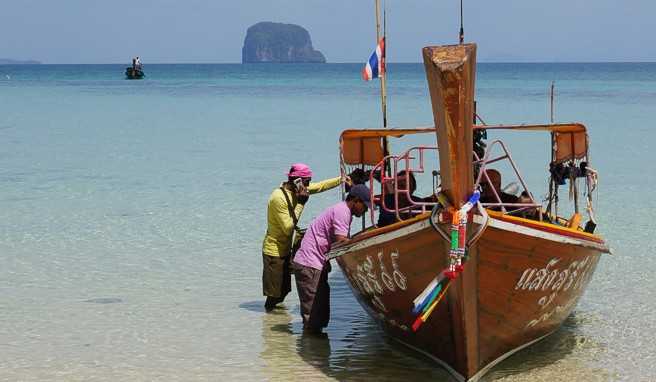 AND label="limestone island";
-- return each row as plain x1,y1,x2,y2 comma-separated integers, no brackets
242,22,326,63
